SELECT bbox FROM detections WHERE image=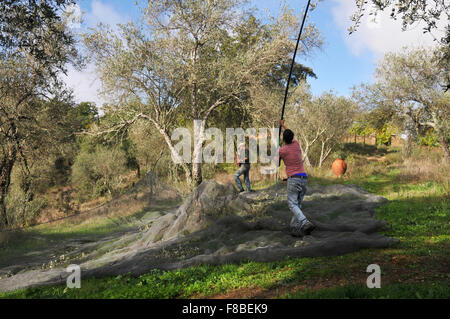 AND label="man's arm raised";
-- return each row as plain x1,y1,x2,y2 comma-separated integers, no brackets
280,119,288,131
